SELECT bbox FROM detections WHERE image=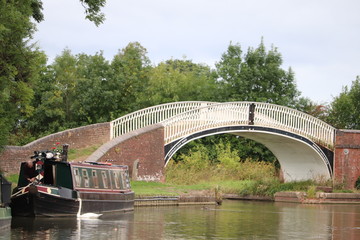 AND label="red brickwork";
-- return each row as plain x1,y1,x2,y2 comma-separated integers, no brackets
87,124,165,181
0,123,110,174
334,130,360,189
